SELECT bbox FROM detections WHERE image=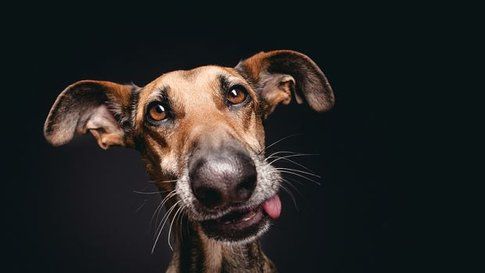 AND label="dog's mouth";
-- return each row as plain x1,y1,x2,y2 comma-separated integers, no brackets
199,195,281,242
